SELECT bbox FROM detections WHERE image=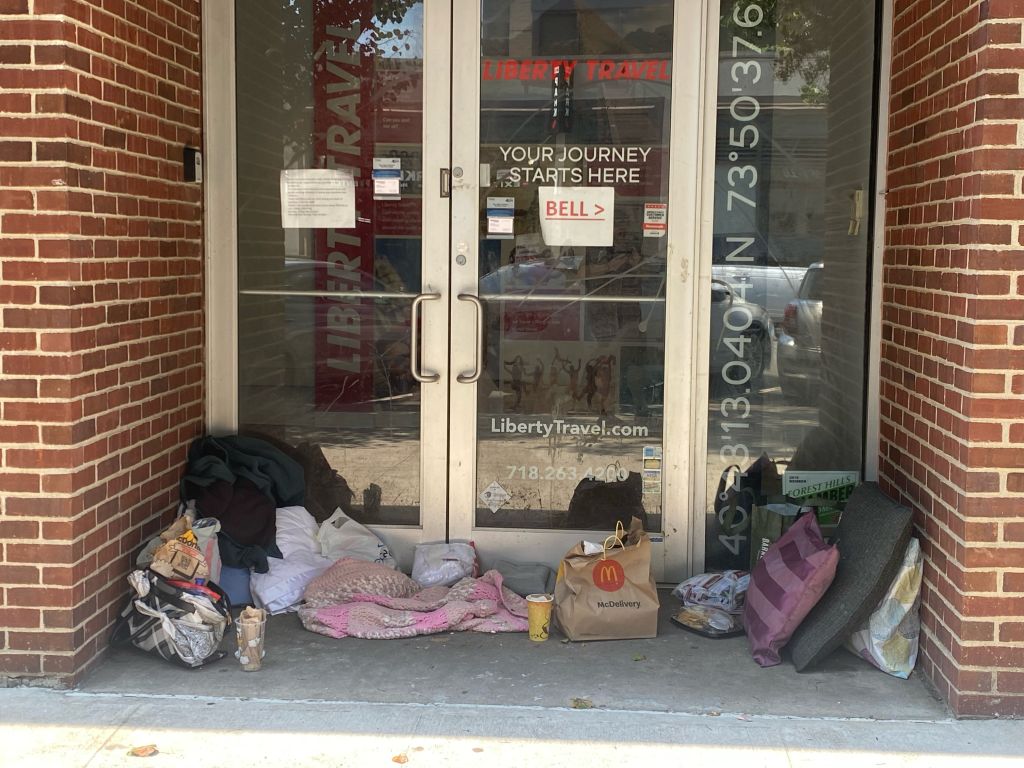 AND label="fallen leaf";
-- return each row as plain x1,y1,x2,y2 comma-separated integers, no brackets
570,697,593,709
632,654,647,662
707,710,721,717
127,745,158,758
412,747,424,752
472,748,484,753
392,755,409,764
